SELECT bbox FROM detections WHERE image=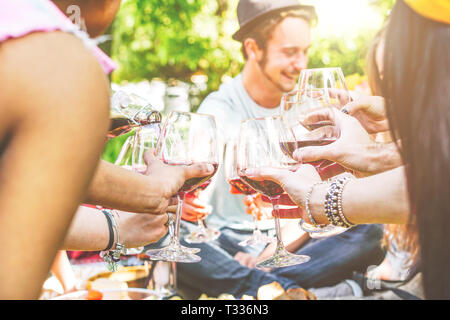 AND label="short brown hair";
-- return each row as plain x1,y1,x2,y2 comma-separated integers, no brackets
240,9,315,60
